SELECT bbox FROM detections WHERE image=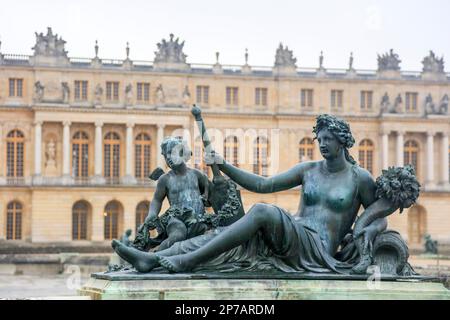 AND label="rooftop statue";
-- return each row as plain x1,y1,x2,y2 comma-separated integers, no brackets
61,82,70,104
33,81,45,102
274,43,297,68
155,84,165,105
380,92,402,114
319,51,324,69
377,49,401,71
94,84,103,105
154,34,187,64
348,52,354,71
393,93,403,113
424,94,436,115
425,94,448,116
182,85,191,105
112,110,420,276
422,51,445,74
438,94,449,115
32,27,68,57
125,84,133,106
